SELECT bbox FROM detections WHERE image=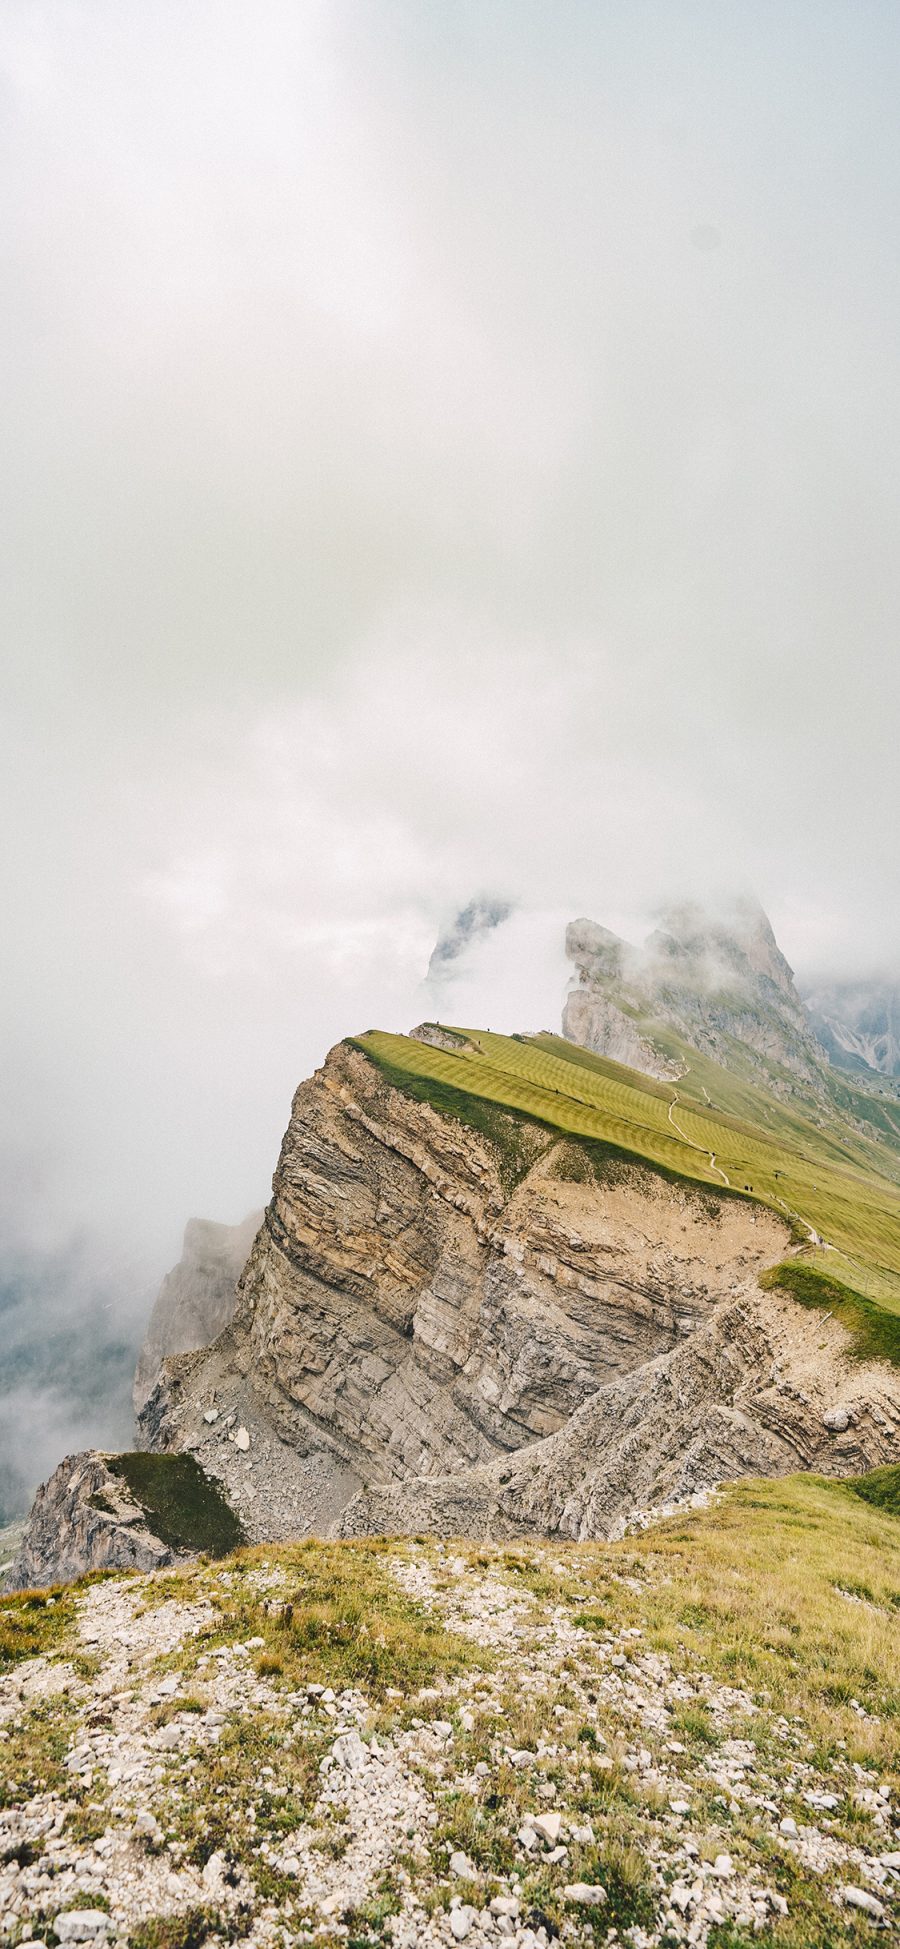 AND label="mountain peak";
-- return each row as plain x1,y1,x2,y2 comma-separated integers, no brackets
564,897,823,1096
